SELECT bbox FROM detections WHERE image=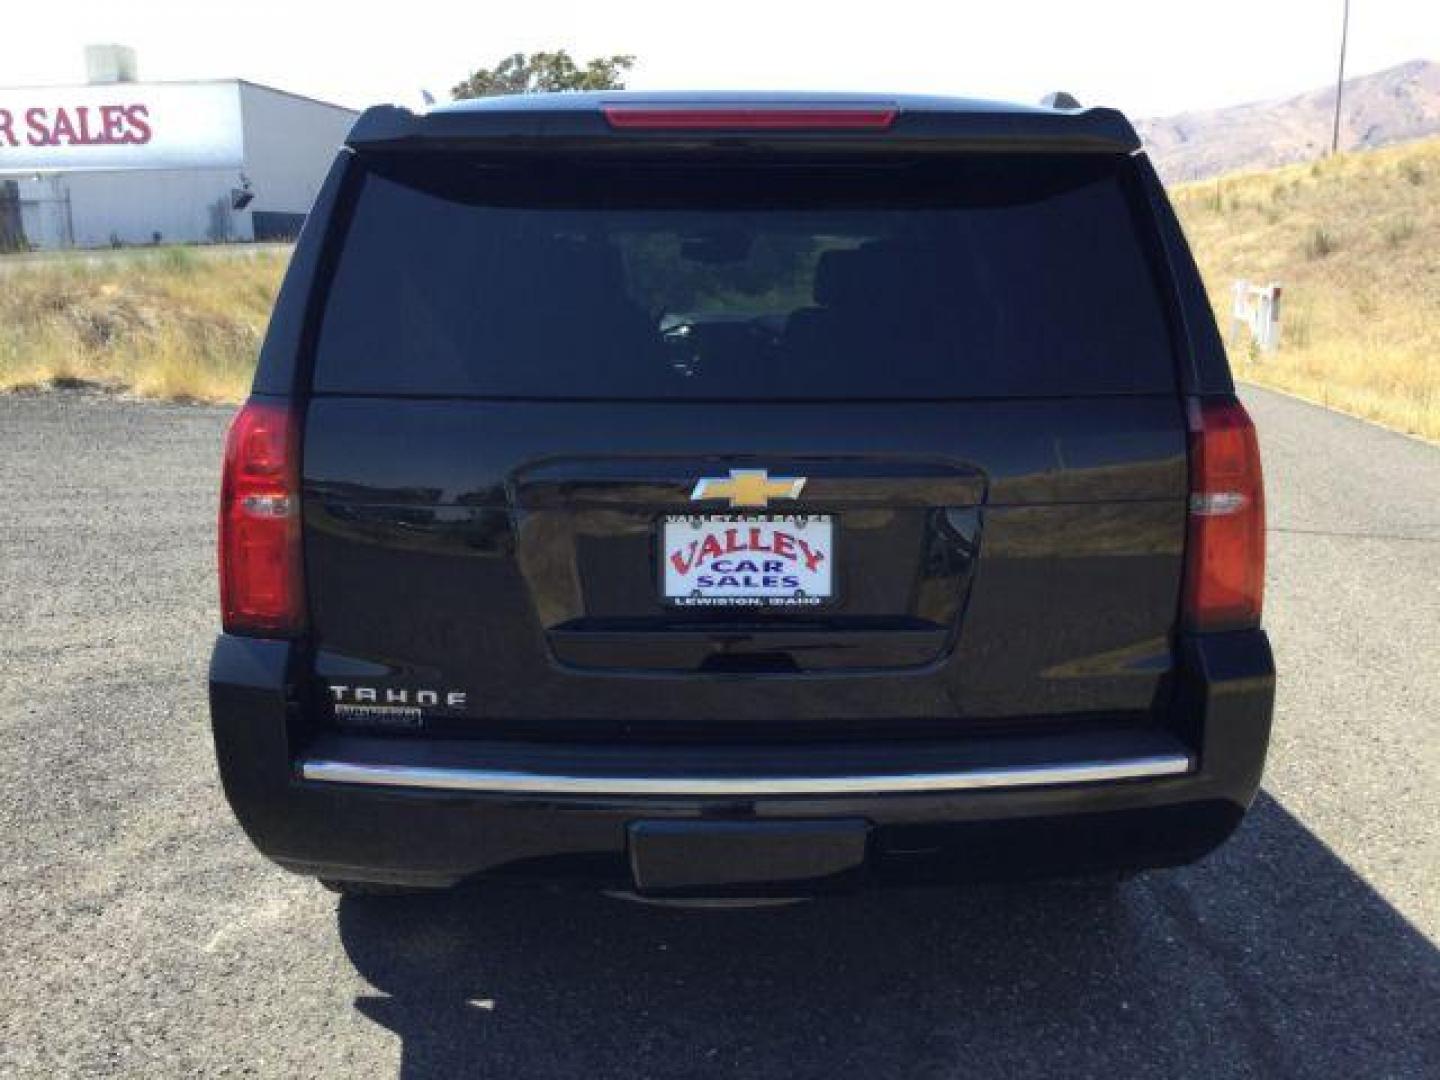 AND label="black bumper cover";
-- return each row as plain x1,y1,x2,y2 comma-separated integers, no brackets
208,631,1274,892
